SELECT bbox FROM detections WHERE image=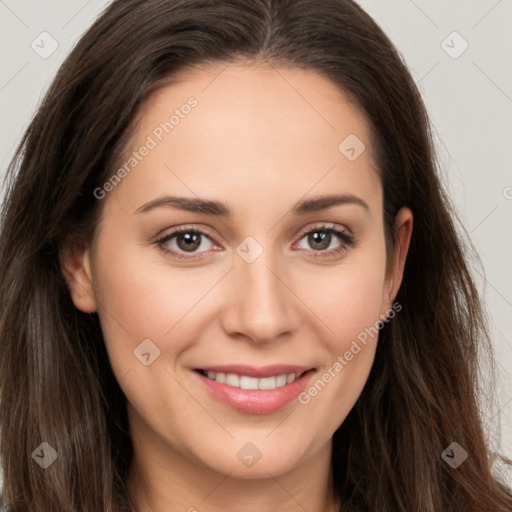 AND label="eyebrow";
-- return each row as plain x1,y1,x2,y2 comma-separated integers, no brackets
135,193,370,216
